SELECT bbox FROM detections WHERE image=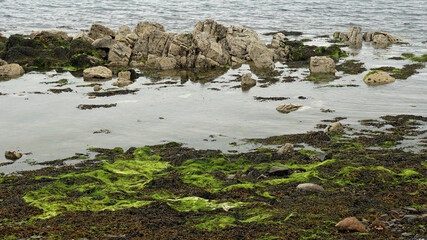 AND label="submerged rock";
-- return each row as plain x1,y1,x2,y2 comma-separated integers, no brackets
5,150,23,161
276,104,302,113
309,56,335,74
296,183,325,192
0,63,24,76
93,85,102,91
335,217,367,233
83,66,112,80
363,71,395,85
